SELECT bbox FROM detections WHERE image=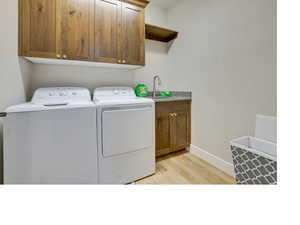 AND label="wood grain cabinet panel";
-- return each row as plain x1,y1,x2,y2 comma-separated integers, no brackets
121,2,145,66
172,111,189,152
58,0,93,60
93,0,121,63
155,101,191,158
19,0,147,65
19,0,58,58
156,113,172,157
